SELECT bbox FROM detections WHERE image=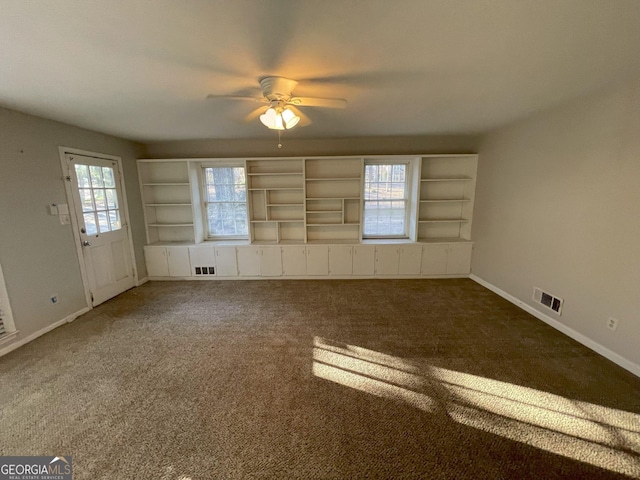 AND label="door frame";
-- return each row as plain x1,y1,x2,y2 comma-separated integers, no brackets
58,147,139,308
